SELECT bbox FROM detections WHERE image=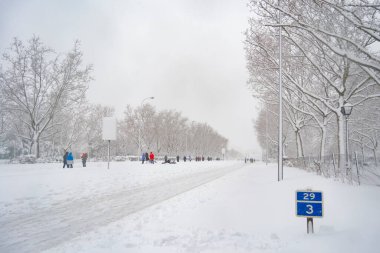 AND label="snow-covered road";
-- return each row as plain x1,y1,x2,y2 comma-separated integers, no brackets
0,162,244,253
1,161,380,253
